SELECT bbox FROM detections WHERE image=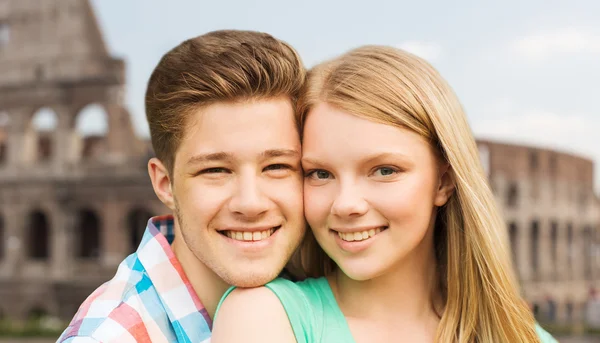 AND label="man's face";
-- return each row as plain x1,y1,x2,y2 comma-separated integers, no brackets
170,97,304,287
